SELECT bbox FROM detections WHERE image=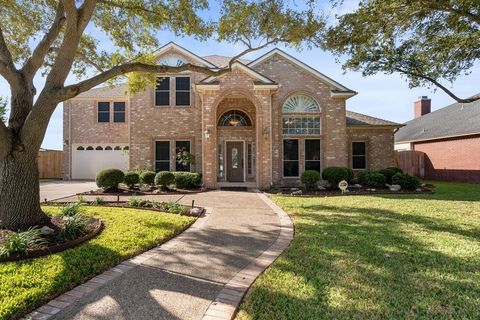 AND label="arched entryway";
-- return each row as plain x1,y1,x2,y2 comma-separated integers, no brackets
216,96,256,184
